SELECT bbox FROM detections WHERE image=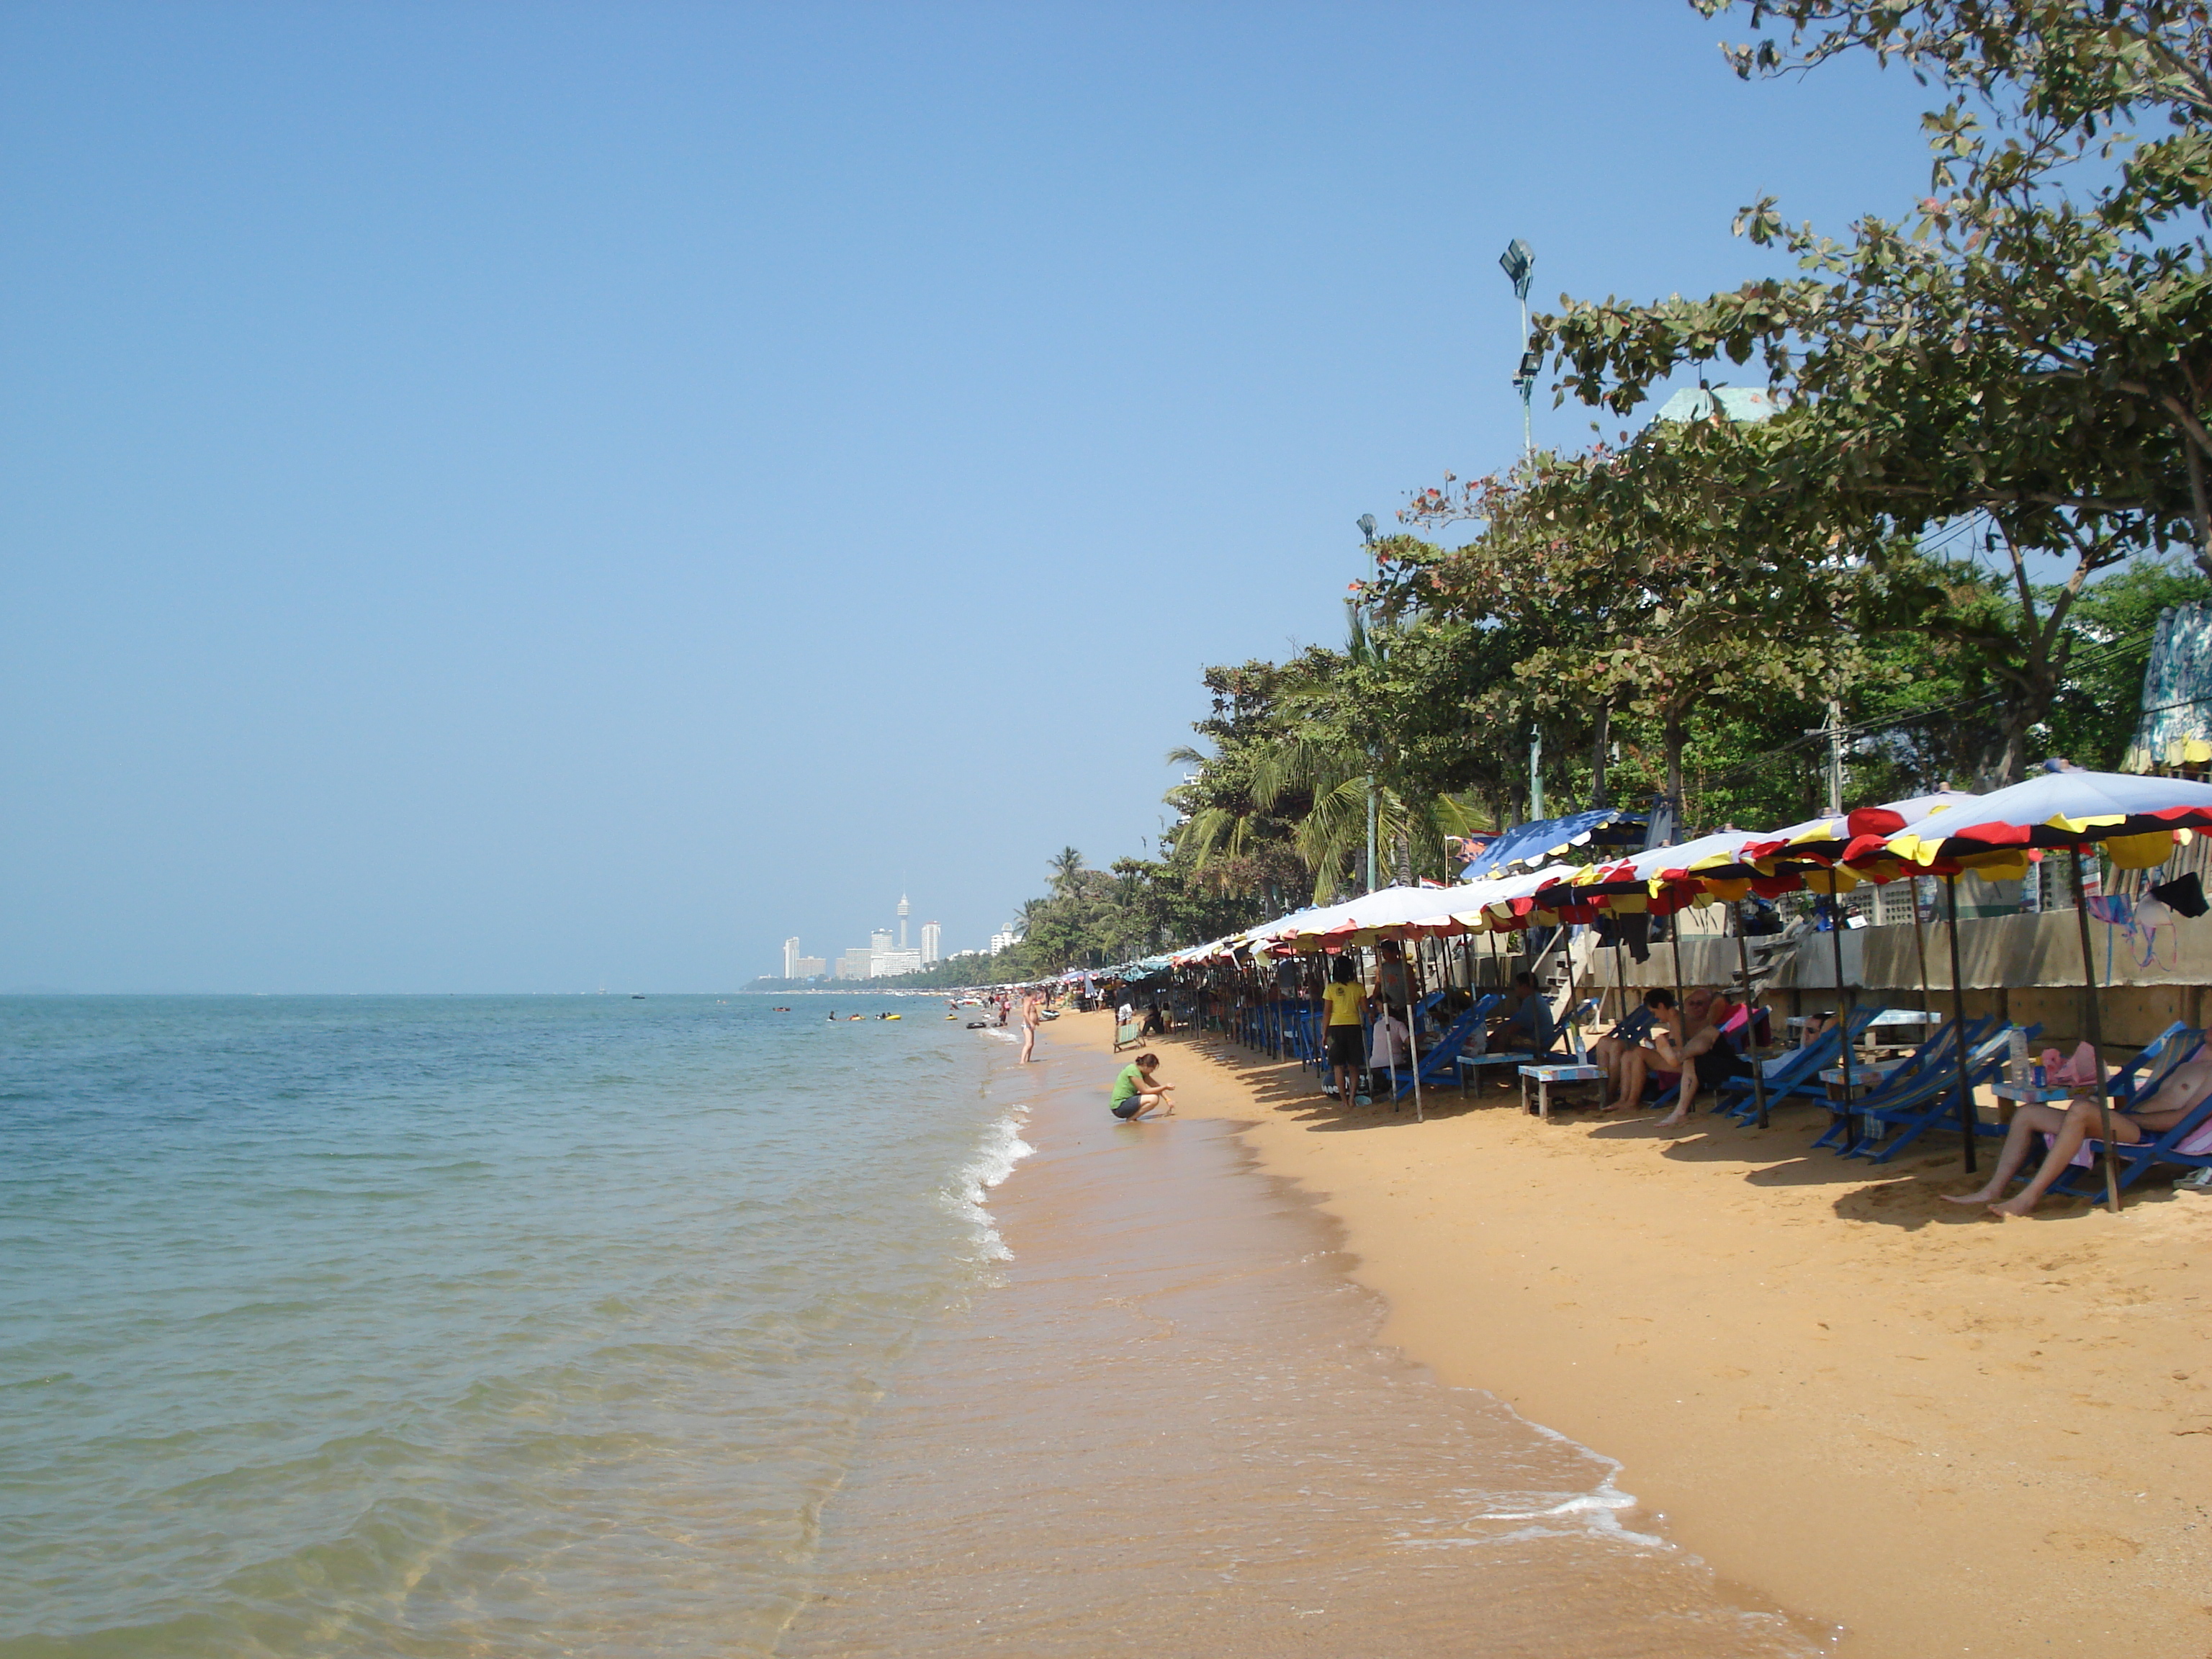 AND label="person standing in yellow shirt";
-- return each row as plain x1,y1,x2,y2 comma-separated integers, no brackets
1321,956,1370,1108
